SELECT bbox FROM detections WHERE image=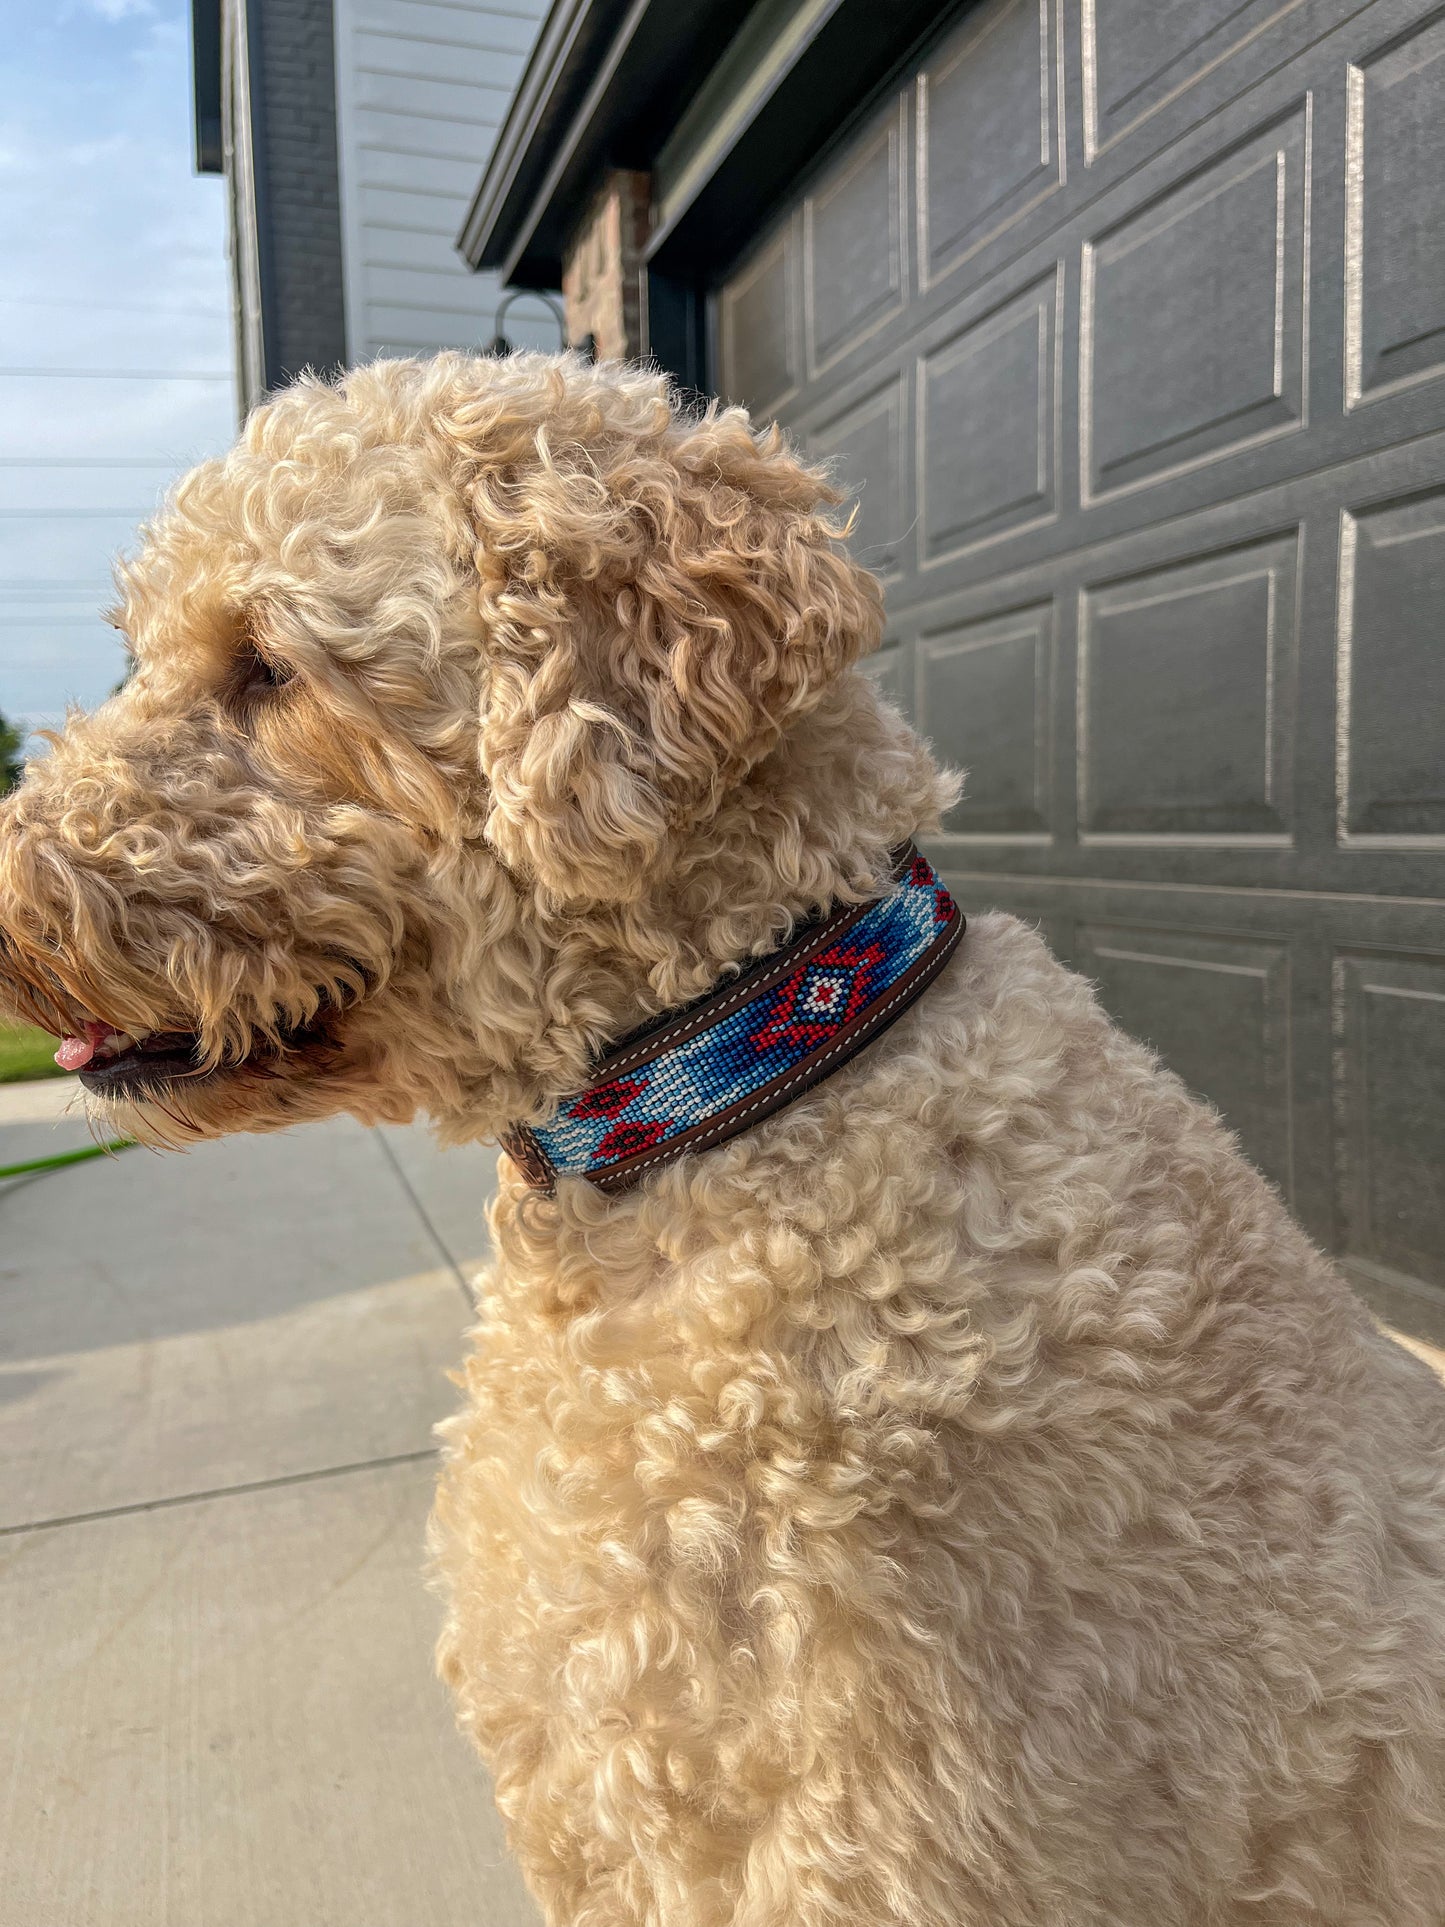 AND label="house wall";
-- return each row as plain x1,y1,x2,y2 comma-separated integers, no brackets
249,0,348,389
218,0,347,413
332,0,561,362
